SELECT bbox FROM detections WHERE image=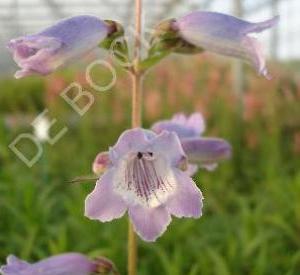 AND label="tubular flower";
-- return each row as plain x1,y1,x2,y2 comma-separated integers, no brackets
172,11,279,79
7,15,115,78
85,128,203,242
0,253,101,275
151,113,231,175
